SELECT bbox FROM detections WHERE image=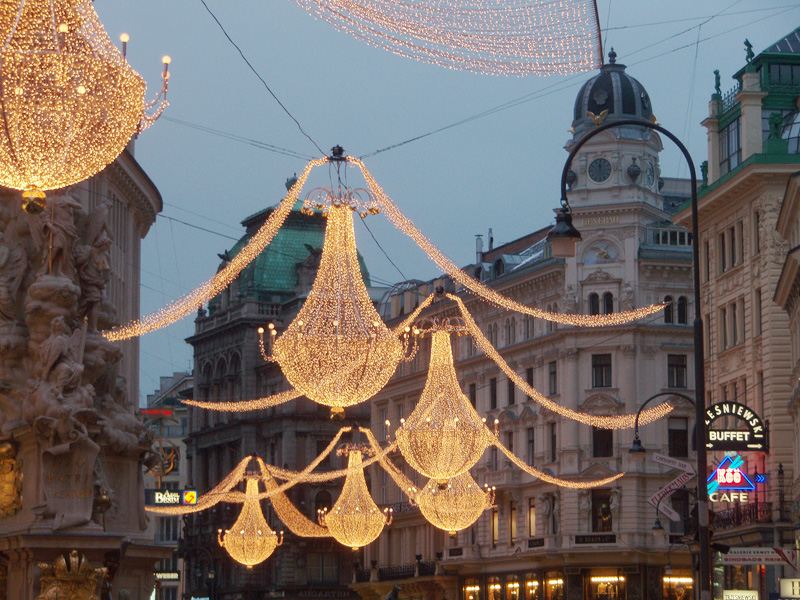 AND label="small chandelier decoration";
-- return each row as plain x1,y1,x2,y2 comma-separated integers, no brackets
270,190,406,418
218,476,284,568
0,0,170,212
318,448,392,549
414,472,494,536
395,319,495,484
